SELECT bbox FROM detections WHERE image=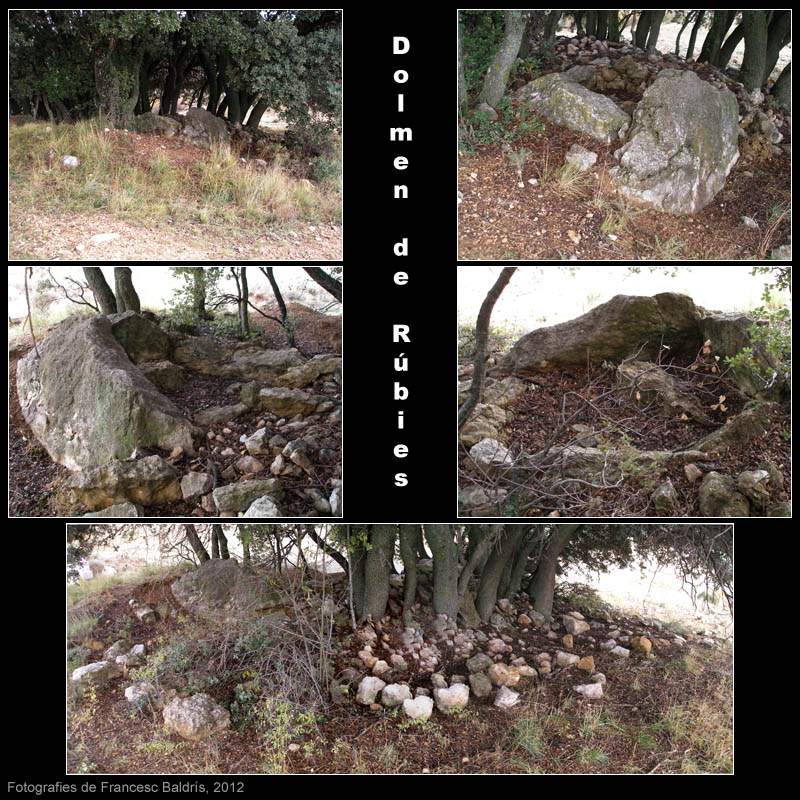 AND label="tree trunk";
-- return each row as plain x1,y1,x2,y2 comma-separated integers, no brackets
740,11,769,92
263,267,294,347
363,525,396,621
458,14,467,114
304,525,349,574
83,268,117,314
634,10,652,49
717,22,745,70
584,11,597,39
699,10,736,66
192,269,207,318
765,11,791,84
772,62,791,112
476,527,525,621
425,524,460,620
479,10,526,109
185,524,210,562
213,524,229,559
505,527,543,599
606,10,620,42
399,525,420,625
246,97,270,130
527,524,581,620
224,87,241,124
686,10,705,61
302,267,342,302
114,267,140,313
544,11,561,44
458,267,516,430
675,11,695,56
645,10,665,54
211,529,220,559
350,544,366,621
